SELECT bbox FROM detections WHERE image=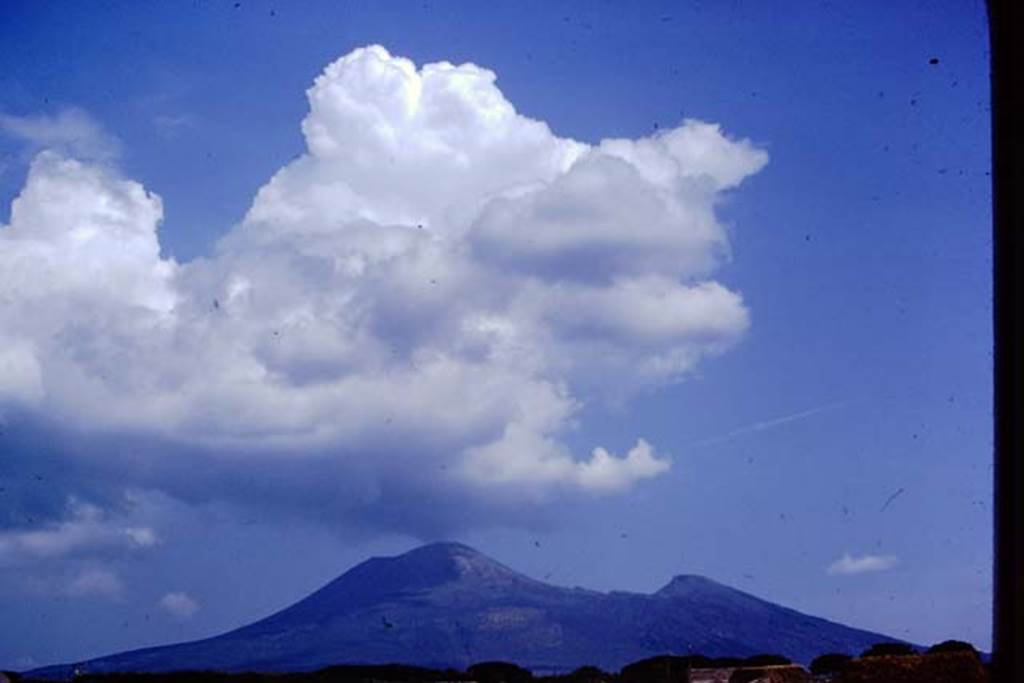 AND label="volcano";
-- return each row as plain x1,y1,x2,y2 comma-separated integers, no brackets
29,542,899,677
